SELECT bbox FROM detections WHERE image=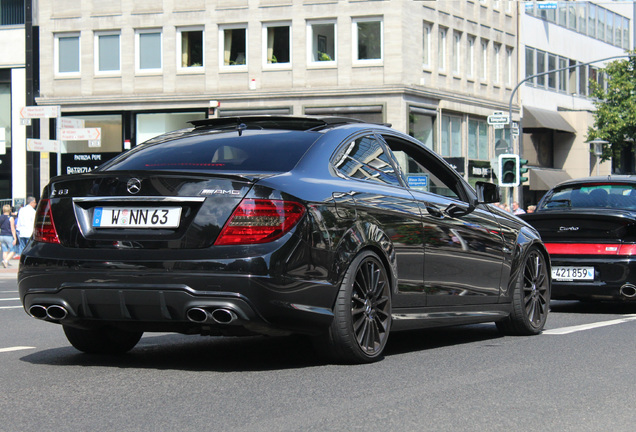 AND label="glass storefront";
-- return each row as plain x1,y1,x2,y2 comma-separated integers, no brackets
136,111,206,144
